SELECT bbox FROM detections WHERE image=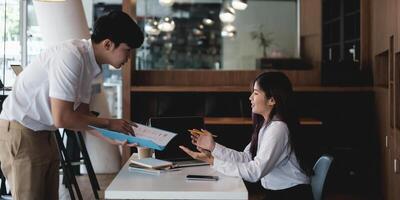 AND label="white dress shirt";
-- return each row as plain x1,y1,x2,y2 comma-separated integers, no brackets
0,39,101,131
211,121,310,190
